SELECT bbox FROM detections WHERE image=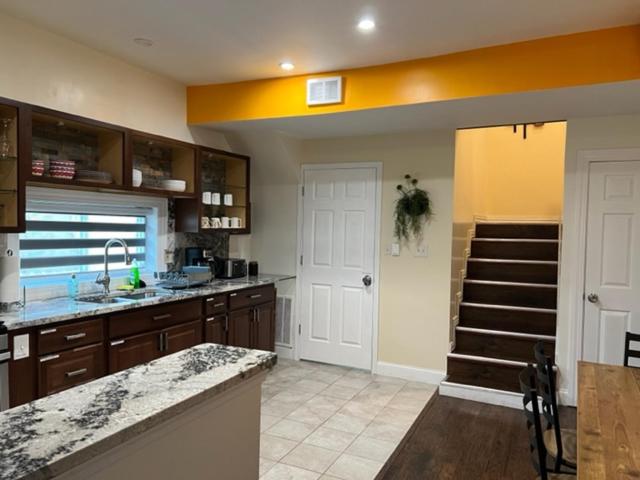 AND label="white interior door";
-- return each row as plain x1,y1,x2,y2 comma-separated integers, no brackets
299,165,379,370
583,160,640,366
